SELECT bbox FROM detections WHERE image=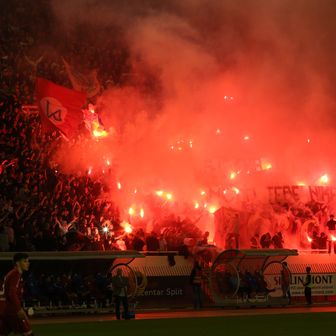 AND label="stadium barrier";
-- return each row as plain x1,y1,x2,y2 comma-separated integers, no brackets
0,250,335,315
